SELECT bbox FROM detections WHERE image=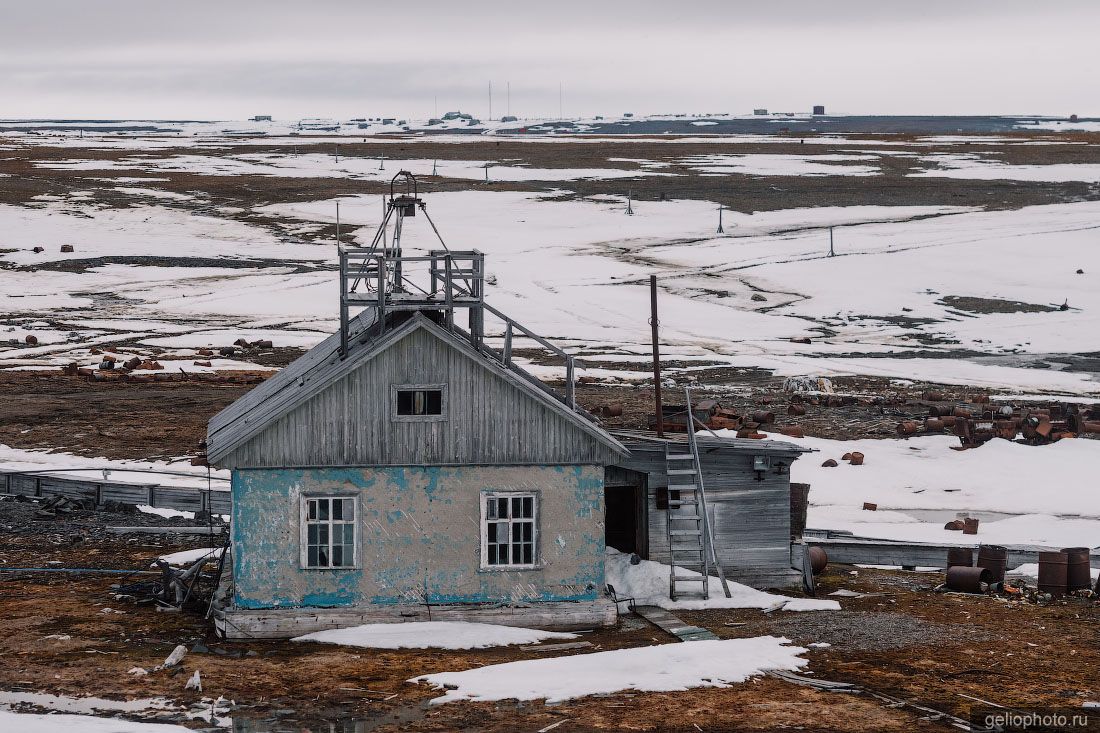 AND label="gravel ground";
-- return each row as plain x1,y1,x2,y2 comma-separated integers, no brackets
766,610,992,651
